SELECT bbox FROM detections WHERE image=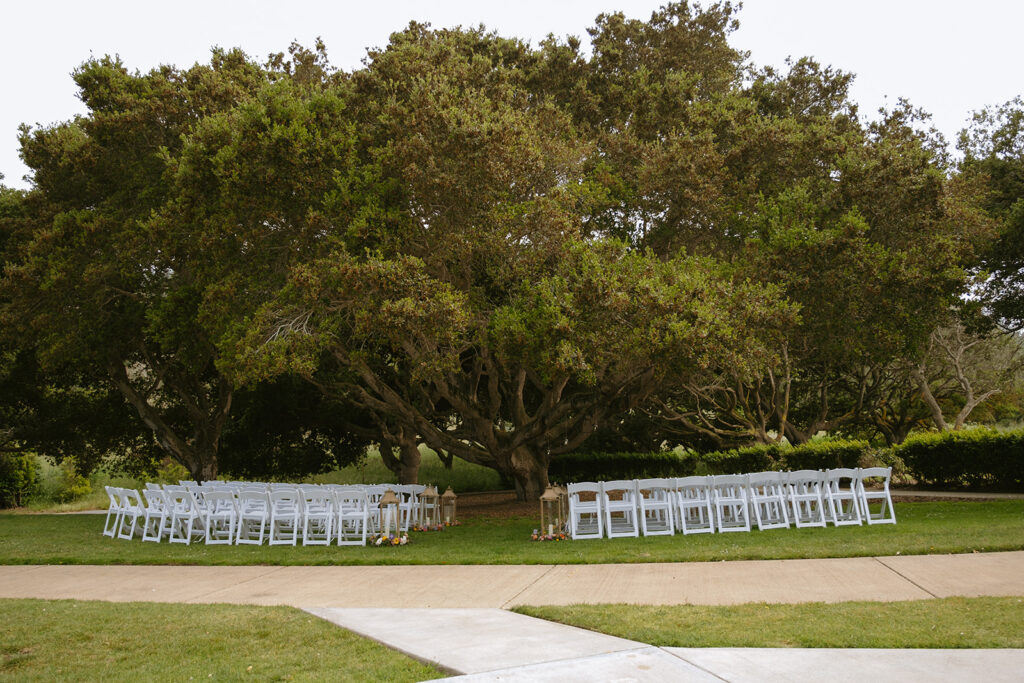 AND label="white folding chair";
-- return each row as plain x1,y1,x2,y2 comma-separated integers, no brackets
335,487,370,546
166,485,202,545
116,488,144,540
601,480,639,538
301,487,334,546
269,488,302,545
711,474,751,532
567,482,603,540
363,485,388,532
824,468,863,526
394,484,425,532
674,476,715,534
787,470,828,528
102,485,122,538
203,490,238,544
747,471,790,531
140,487,170,542
635,478,675,536
856,467,897,525
236,490,271,545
